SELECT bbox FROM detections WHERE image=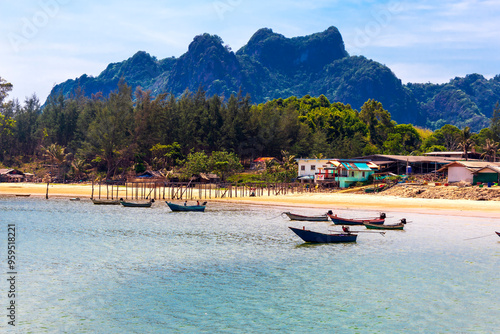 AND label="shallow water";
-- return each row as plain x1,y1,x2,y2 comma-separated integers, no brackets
1,197,499,333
